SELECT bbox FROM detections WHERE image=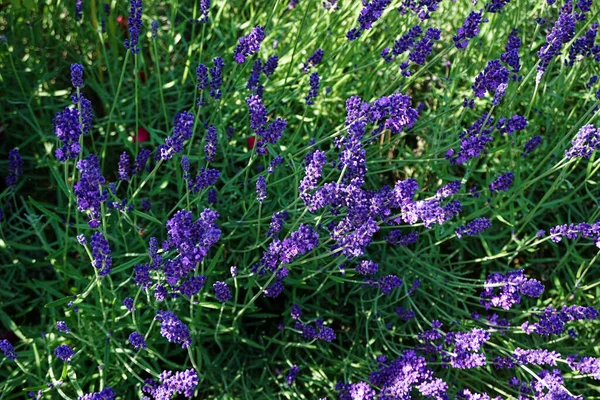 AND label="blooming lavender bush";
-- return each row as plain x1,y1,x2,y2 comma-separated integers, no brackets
1,0,600,398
